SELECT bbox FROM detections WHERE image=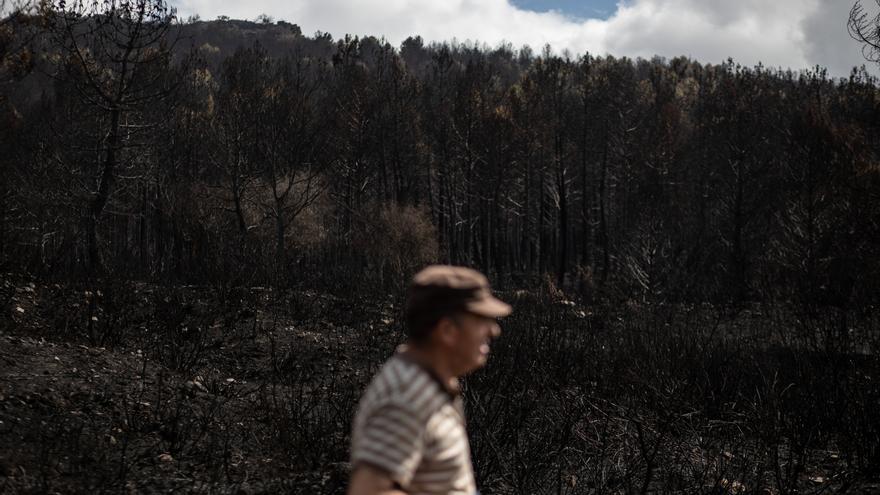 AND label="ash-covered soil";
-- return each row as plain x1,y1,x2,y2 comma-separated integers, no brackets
0,276,403,493
1,275,879,494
